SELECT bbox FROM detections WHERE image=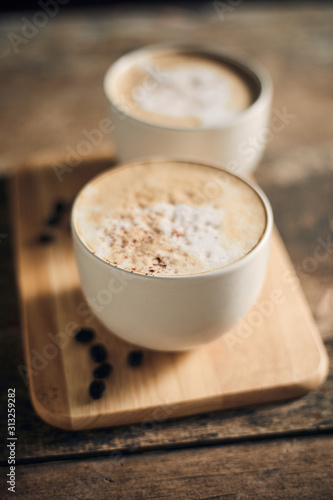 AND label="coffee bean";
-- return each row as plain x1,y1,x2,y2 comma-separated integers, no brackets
38,233,54,244
89,380,106,400
90,344,107,363
74,328,95,343
46,214,61,227
127,350,143,367
93,362,113,379
54,200,67,213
